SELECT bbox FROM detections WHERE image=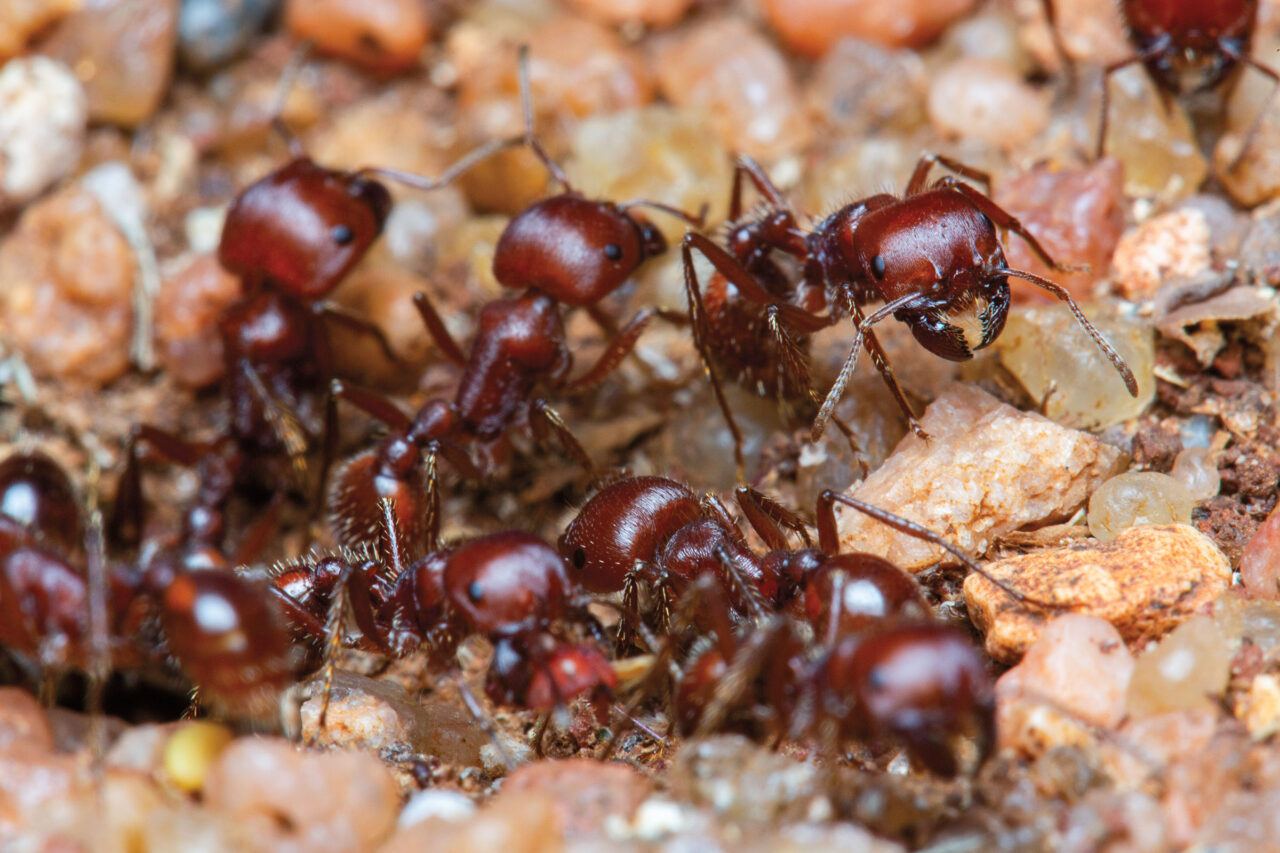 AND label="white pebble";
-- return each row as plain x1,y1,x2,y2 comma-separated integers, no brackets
398,790,476,828
0,57,87,204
